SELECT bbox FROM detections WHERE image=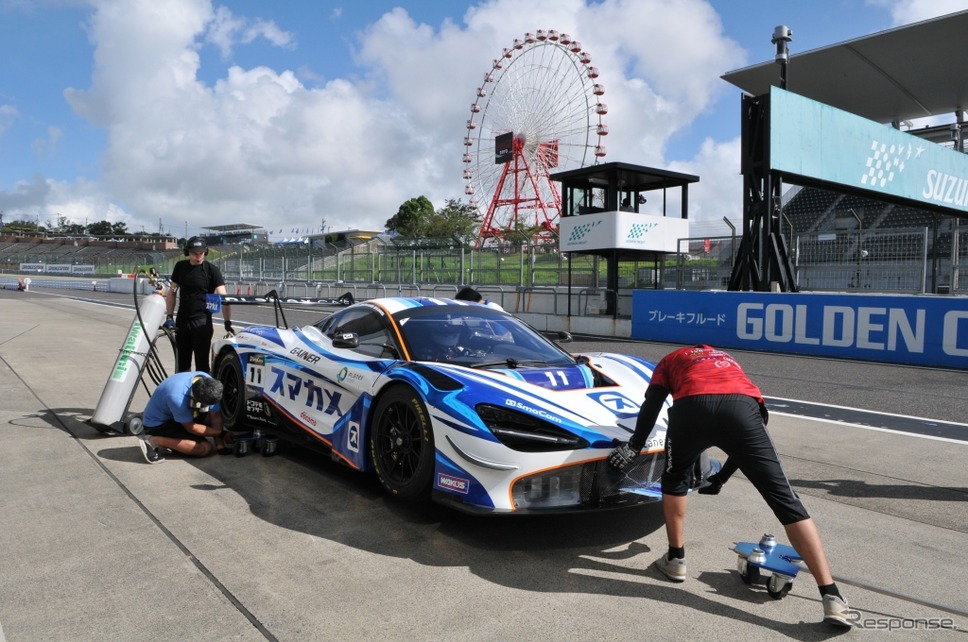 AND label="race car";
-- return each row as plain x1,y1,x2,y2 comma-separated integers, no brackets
212,296,717,514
